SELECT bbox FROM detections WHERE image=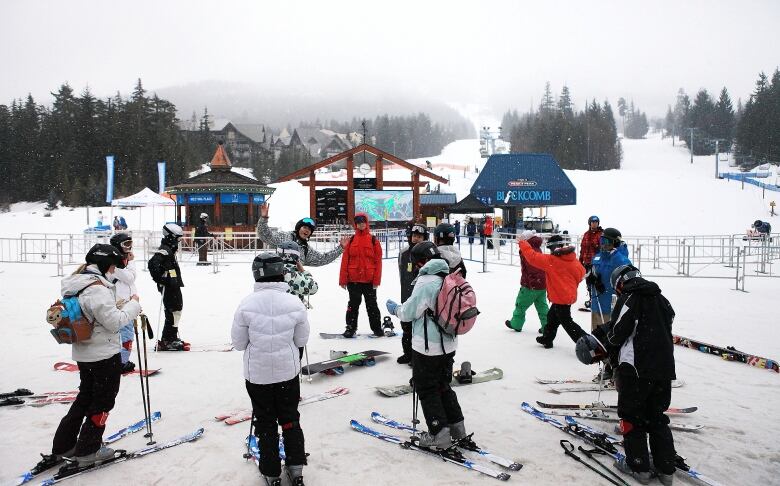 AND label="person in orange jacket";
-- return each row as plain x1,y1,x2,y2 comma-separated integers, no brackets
517,231,586,349
340,213,383,337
